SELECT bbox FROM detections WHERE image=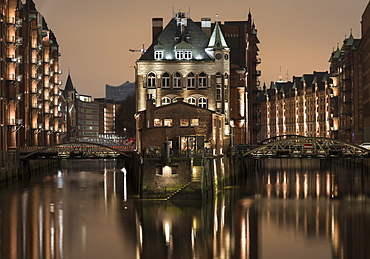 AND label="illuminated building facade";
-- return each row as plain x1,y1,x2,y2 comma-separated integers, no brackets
258,72,334,141
135,12,231,154
135,11,262,152
329,33,362,143
221,12,261,145
0,0,65,150
258,63,363,144
64,74,122,144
